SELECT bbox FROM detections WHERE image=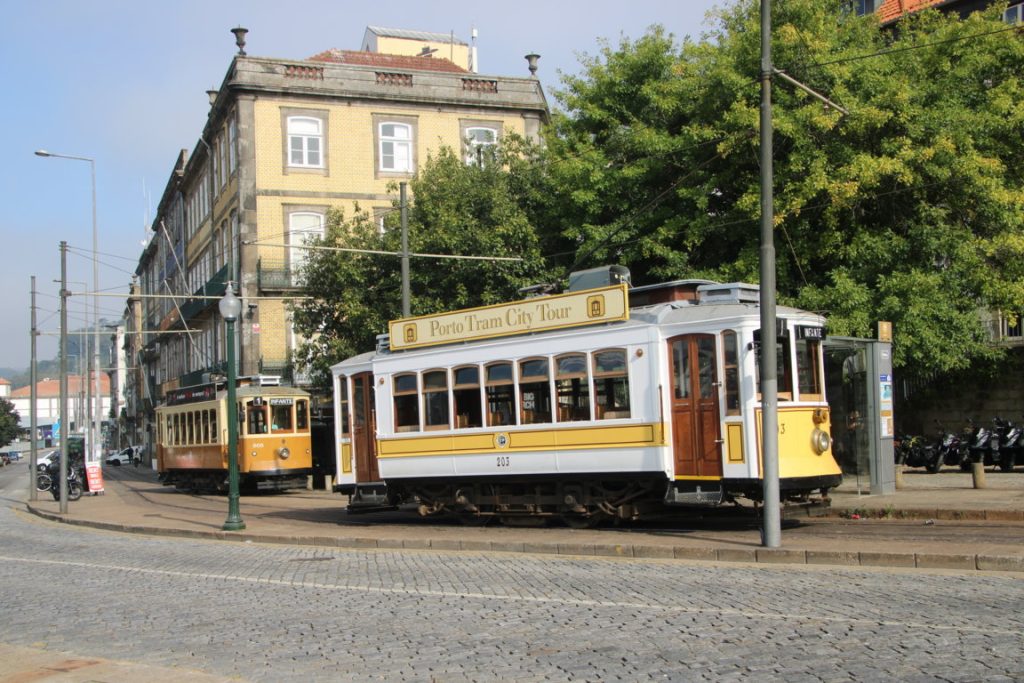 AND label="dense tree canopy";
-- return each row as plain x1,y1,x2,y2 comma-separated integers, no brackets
540,0,1024,375
294,0,1024,380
